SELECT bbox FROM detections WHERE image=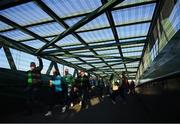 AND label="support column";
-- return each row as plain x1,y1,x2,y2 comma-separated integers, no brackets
46,61,54,75
3,46,17,70
73,69,78,78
